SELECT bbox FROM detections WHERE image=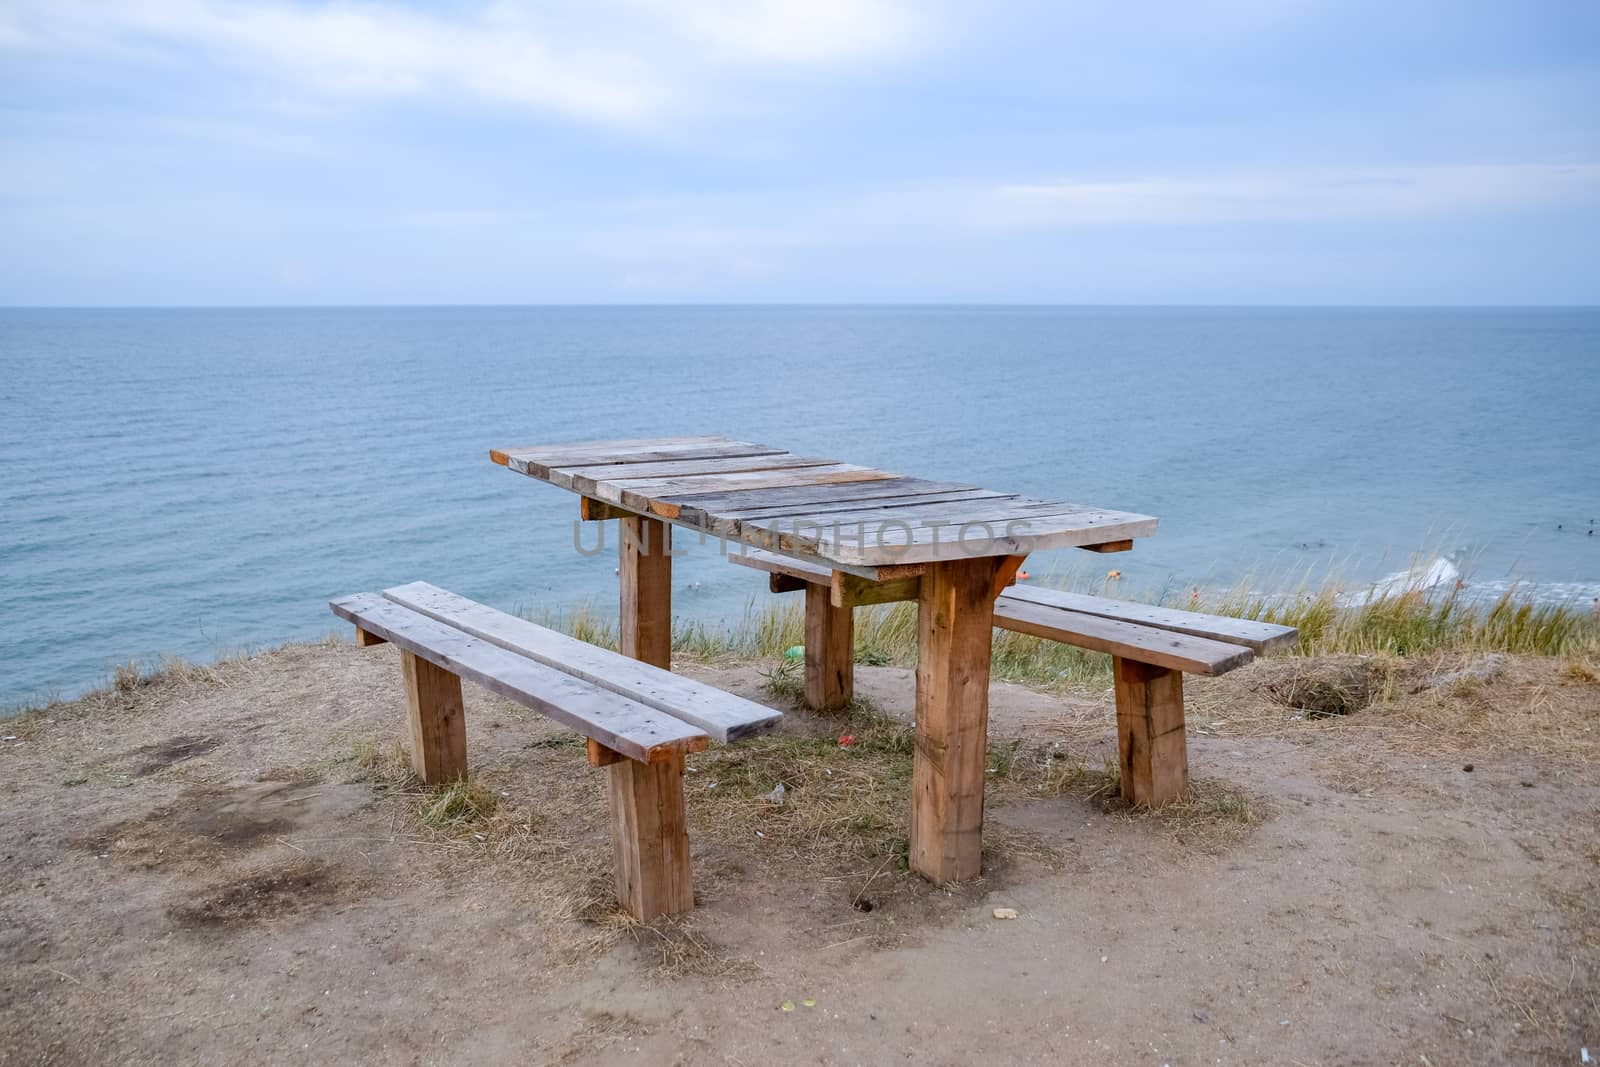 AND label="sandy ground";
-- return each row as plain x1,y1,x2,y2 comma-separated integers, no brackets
1,641,1596,1066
